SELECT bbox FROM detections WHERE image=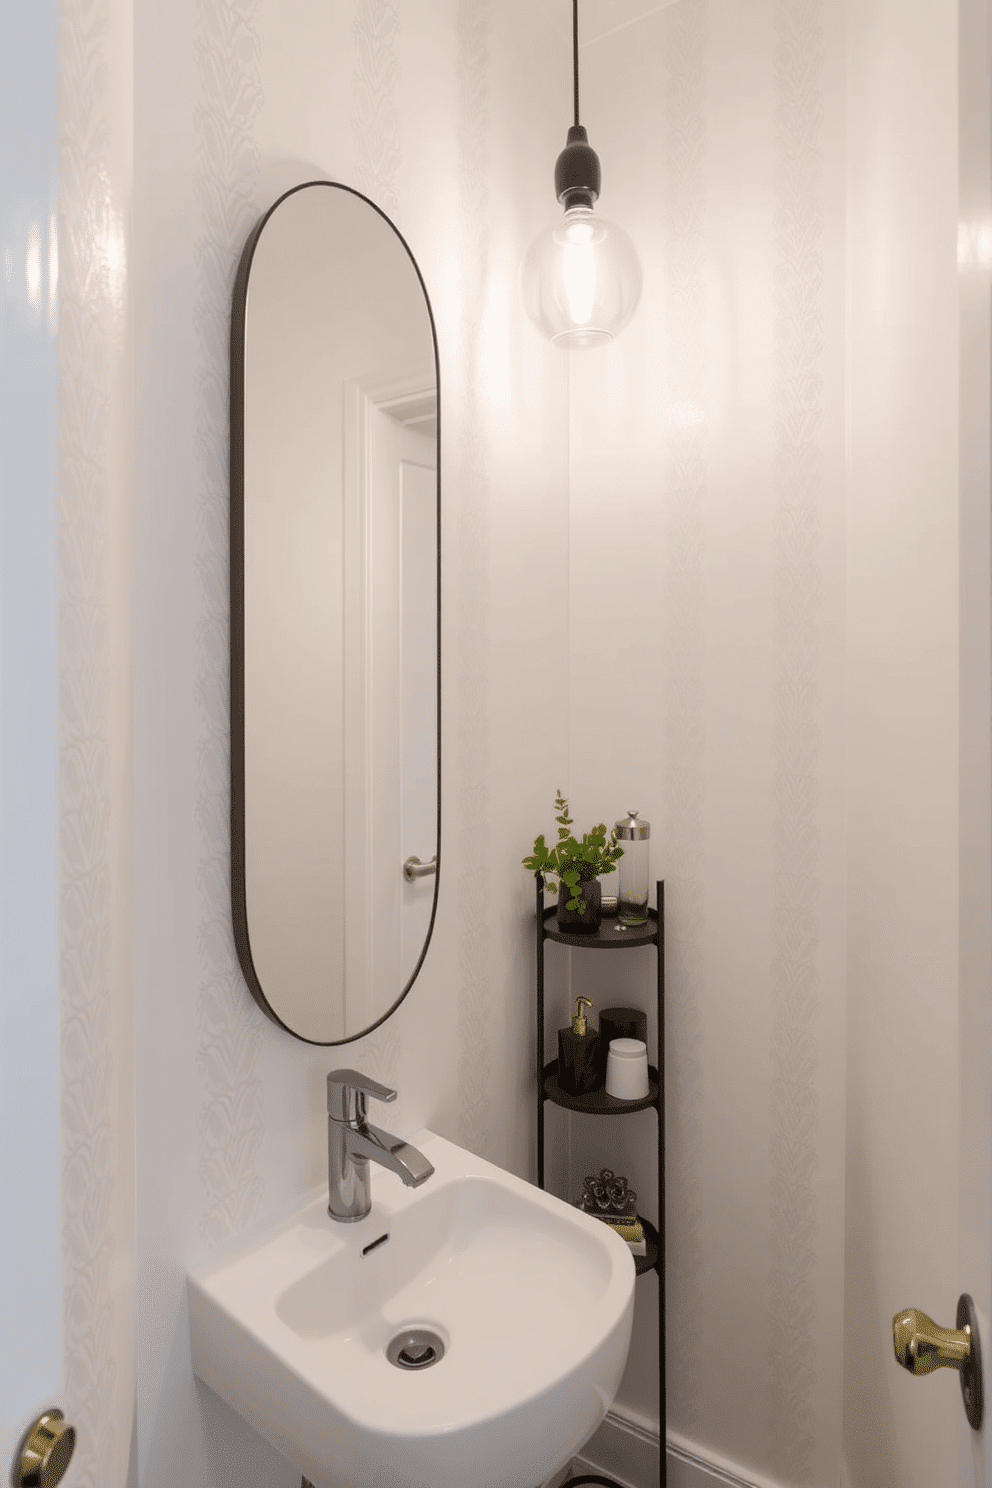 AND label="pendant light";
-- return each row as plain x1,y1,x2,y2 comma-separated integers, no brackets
521,0,642,350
